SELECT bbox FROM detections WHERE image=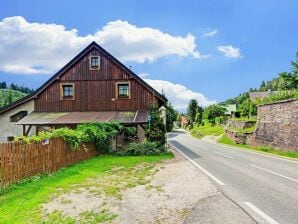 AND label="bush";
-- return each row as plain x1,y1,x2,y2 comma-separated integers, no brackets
122,126,138,141
15,122,123,152
145,104,166,148
118,141,165,156
77,122,122,153
234,111,241,118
